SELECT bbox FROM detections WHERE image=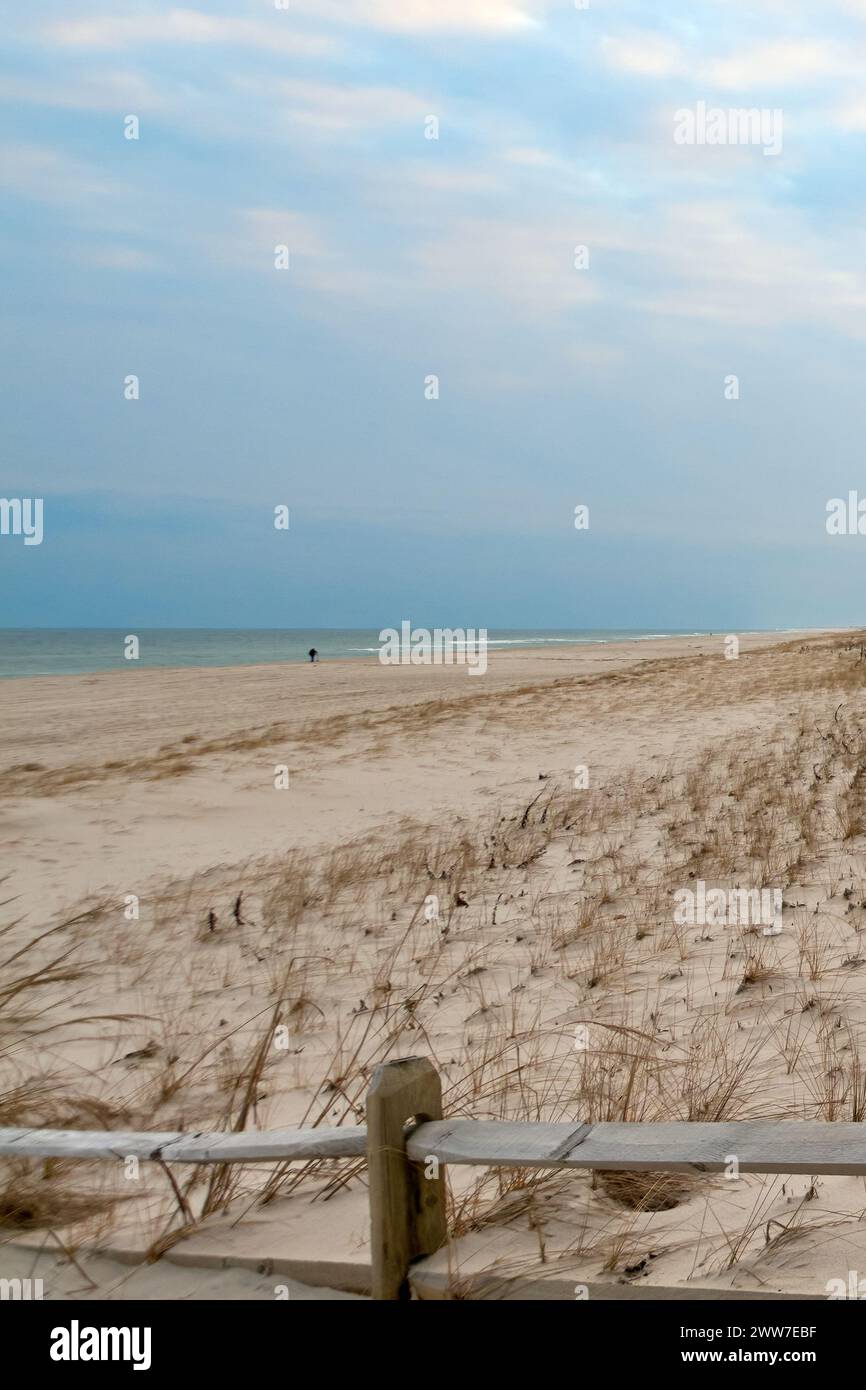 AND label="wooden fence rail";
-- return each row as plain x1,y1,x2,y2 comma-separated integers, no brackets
4,1056,866,1299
